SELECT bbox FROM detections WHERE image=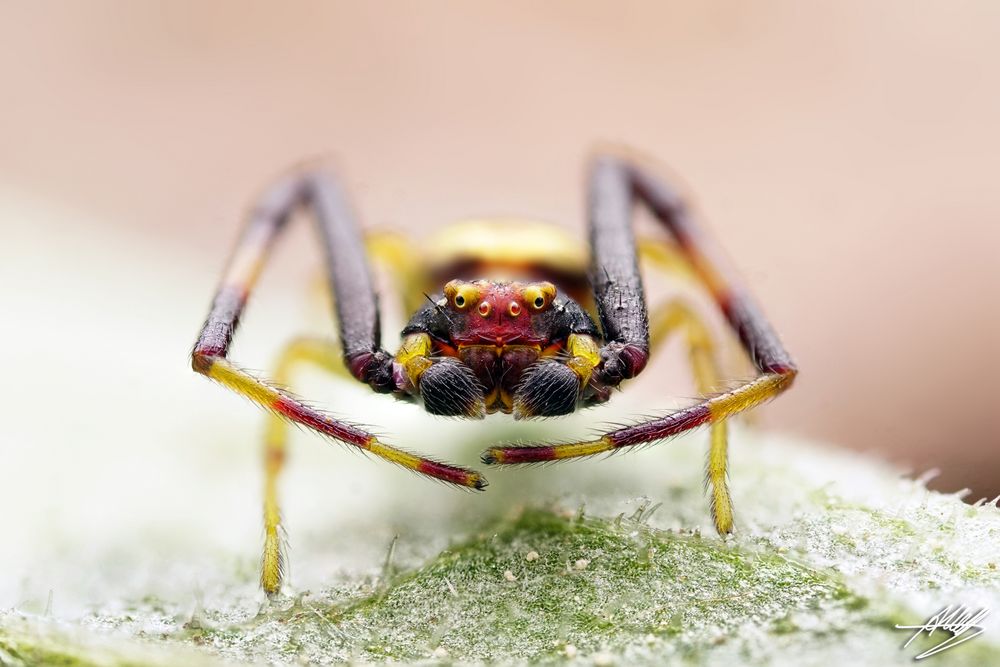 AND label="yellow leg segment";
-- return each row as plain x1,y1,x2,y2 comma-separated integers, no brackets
366,231,433,315
638,237,699,283
395,333,434,389
648,300,733,534
564,333,602,386
641,236,756,388
261,337,345,595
